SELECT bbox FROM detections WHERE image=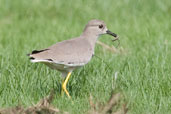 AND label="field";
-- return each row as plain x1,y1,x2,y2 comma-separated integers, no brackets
0,0,171,113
